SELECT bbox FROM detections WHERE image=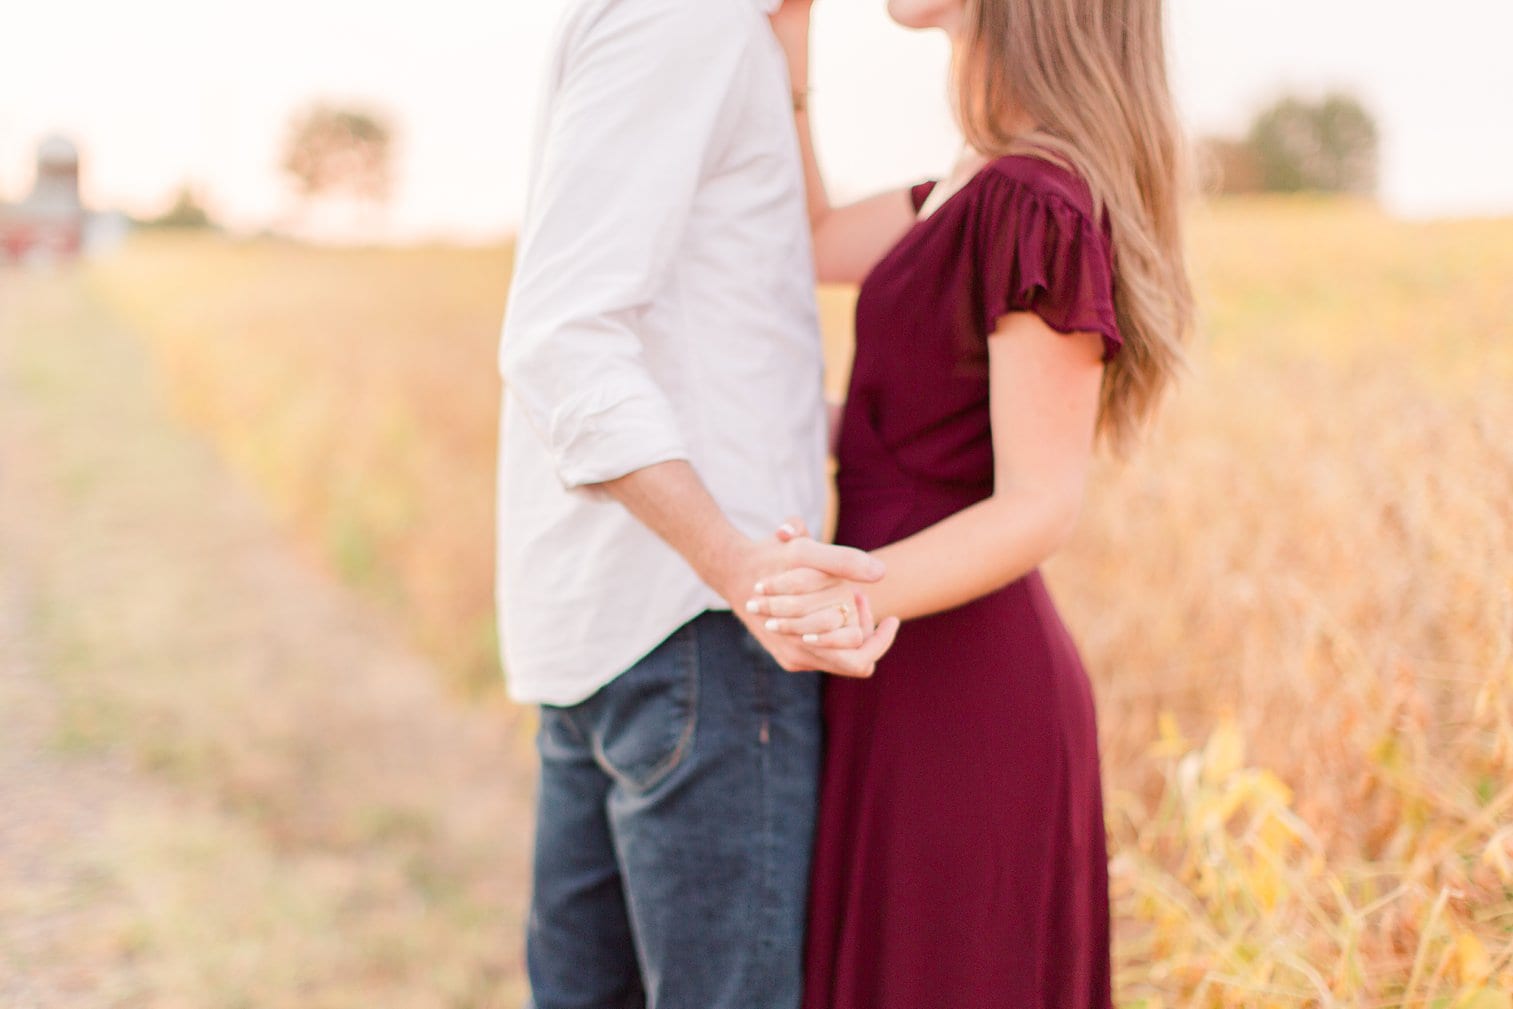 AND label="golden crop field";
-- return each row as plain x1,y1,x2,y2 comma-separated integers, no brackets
85,196,1513,1007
